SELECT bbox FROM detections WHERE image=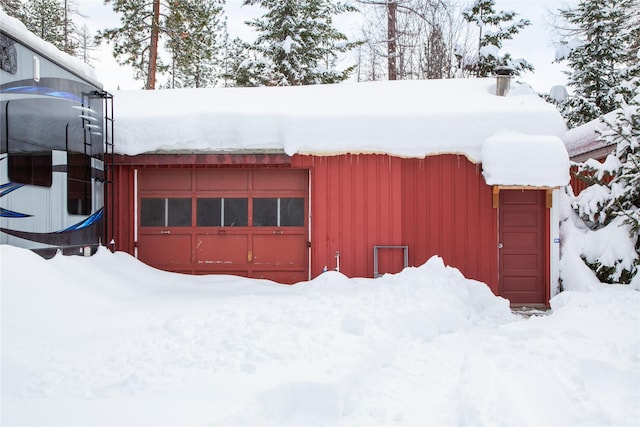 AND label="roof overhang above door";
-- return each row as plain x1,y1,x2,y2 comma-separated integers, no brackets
492,185,560,209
